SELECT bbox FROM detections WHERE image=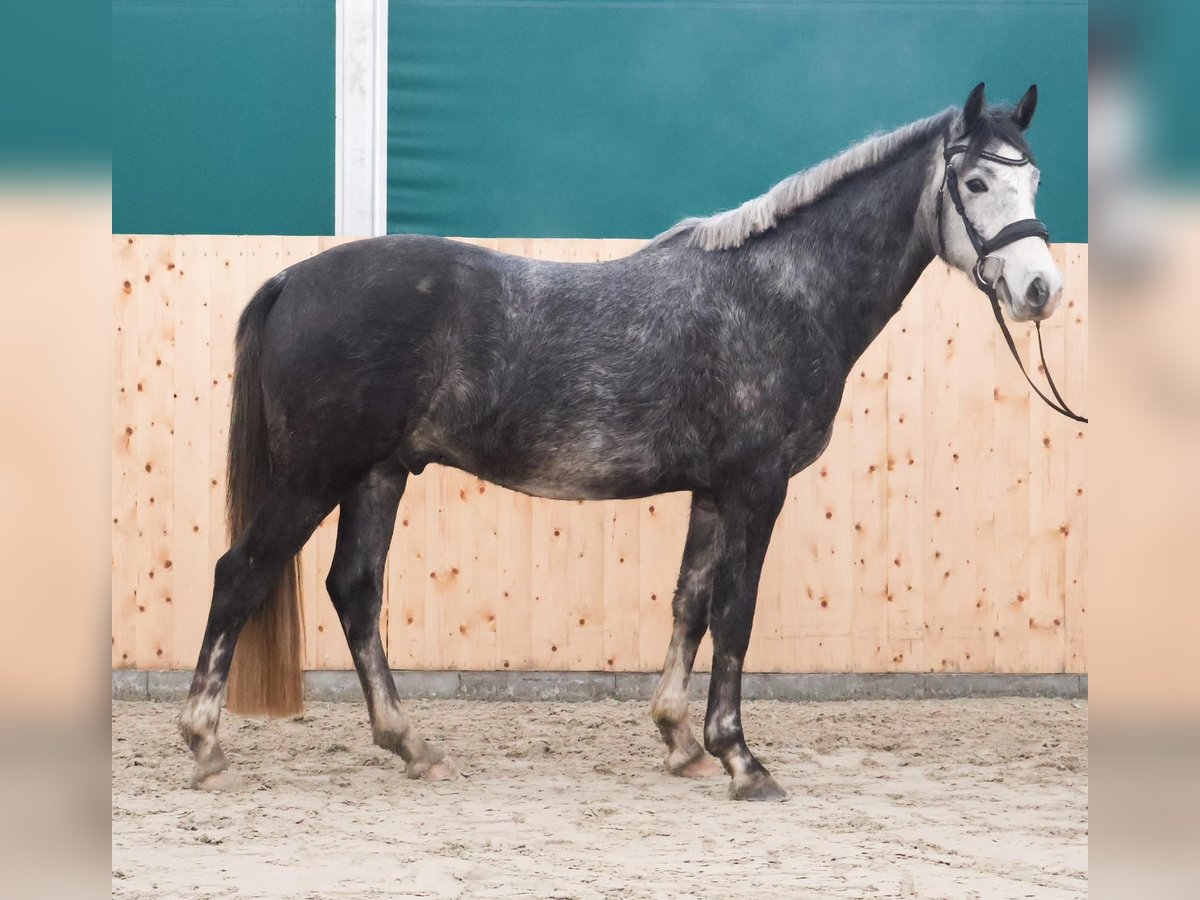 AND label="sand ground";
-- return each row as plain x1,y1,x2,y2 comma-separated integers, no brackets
112,698,1087,898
